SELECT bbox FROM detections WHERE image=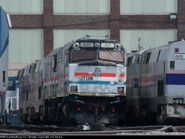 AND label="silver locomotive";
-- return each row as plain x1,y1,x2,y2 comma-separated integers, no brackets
18,36,127,125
